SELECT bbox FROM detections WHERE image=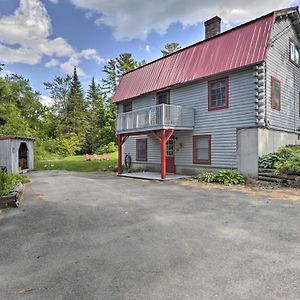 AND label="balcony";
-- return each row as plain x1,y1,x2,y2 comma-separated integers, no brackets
116,104,194,134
